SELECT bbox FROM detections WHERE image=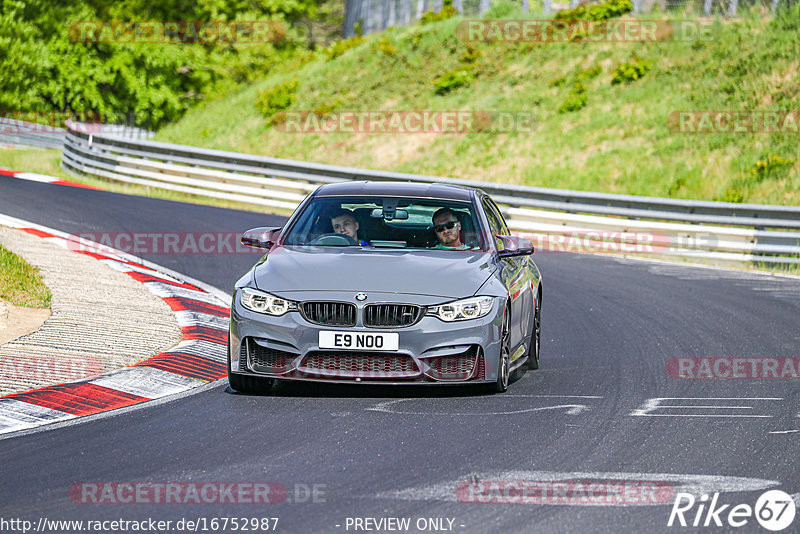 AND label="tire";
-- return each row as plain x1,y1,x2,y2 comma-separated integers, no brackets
527,290,541,370
493,305,511,393
227,336,274,394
